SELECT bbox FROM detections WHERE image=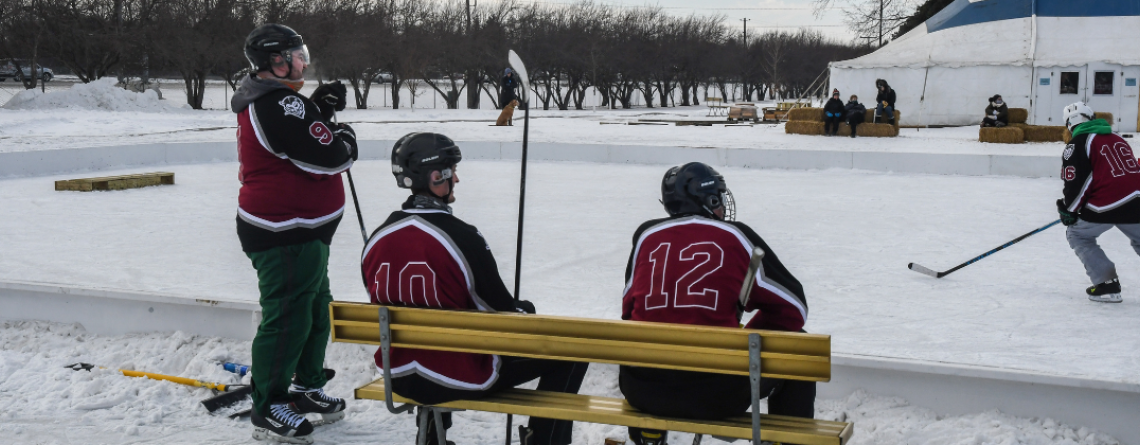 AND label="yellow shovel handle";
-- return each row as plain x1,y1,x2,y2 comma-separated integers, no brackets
118,369,229,391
